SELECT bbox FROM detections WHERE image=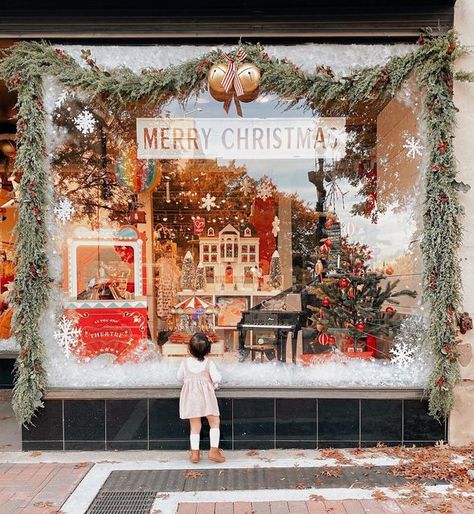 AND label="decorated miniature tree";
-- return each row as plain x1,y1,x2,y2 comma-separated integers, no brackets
269,250,283,290
194,262,206,291
309,237,417,349
181,251,195,291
